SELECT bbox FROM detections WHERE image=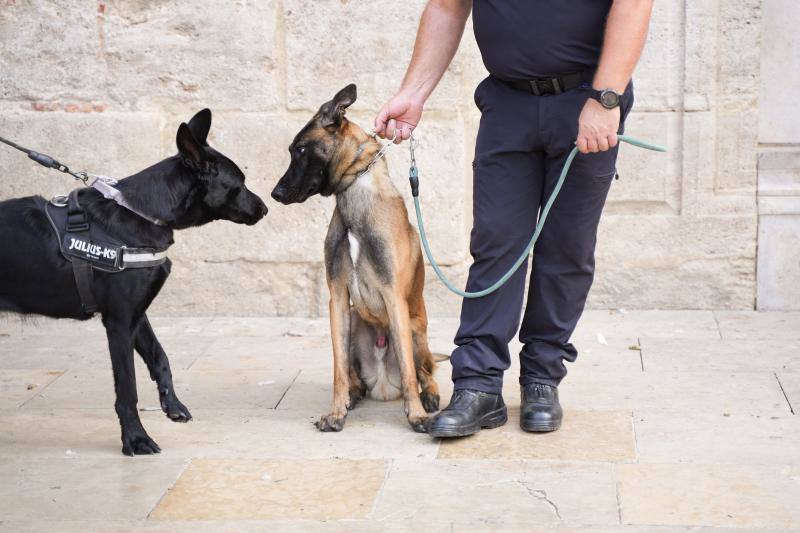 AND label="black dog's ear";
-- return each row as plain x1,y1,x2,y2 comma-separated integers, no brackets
176,123,209,170
187,108,212,146
319,84,357,129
